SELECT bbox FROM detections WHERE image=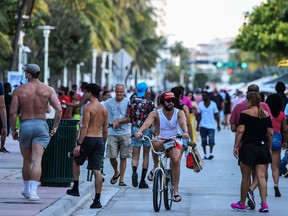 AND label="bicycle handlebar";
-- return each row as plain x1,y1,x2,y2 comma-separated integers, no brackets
132,134,185,155
131,134,183,140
